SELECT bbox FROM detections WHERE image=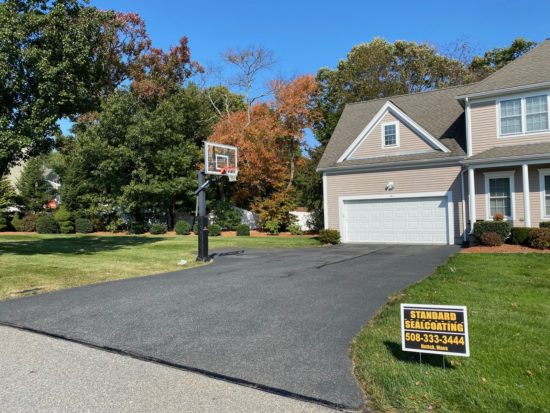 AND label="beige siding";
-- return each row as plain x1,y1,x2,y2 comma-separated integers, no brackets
350,112,436,159
470,100,550,155
471,164,550,228
326,165,464,243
